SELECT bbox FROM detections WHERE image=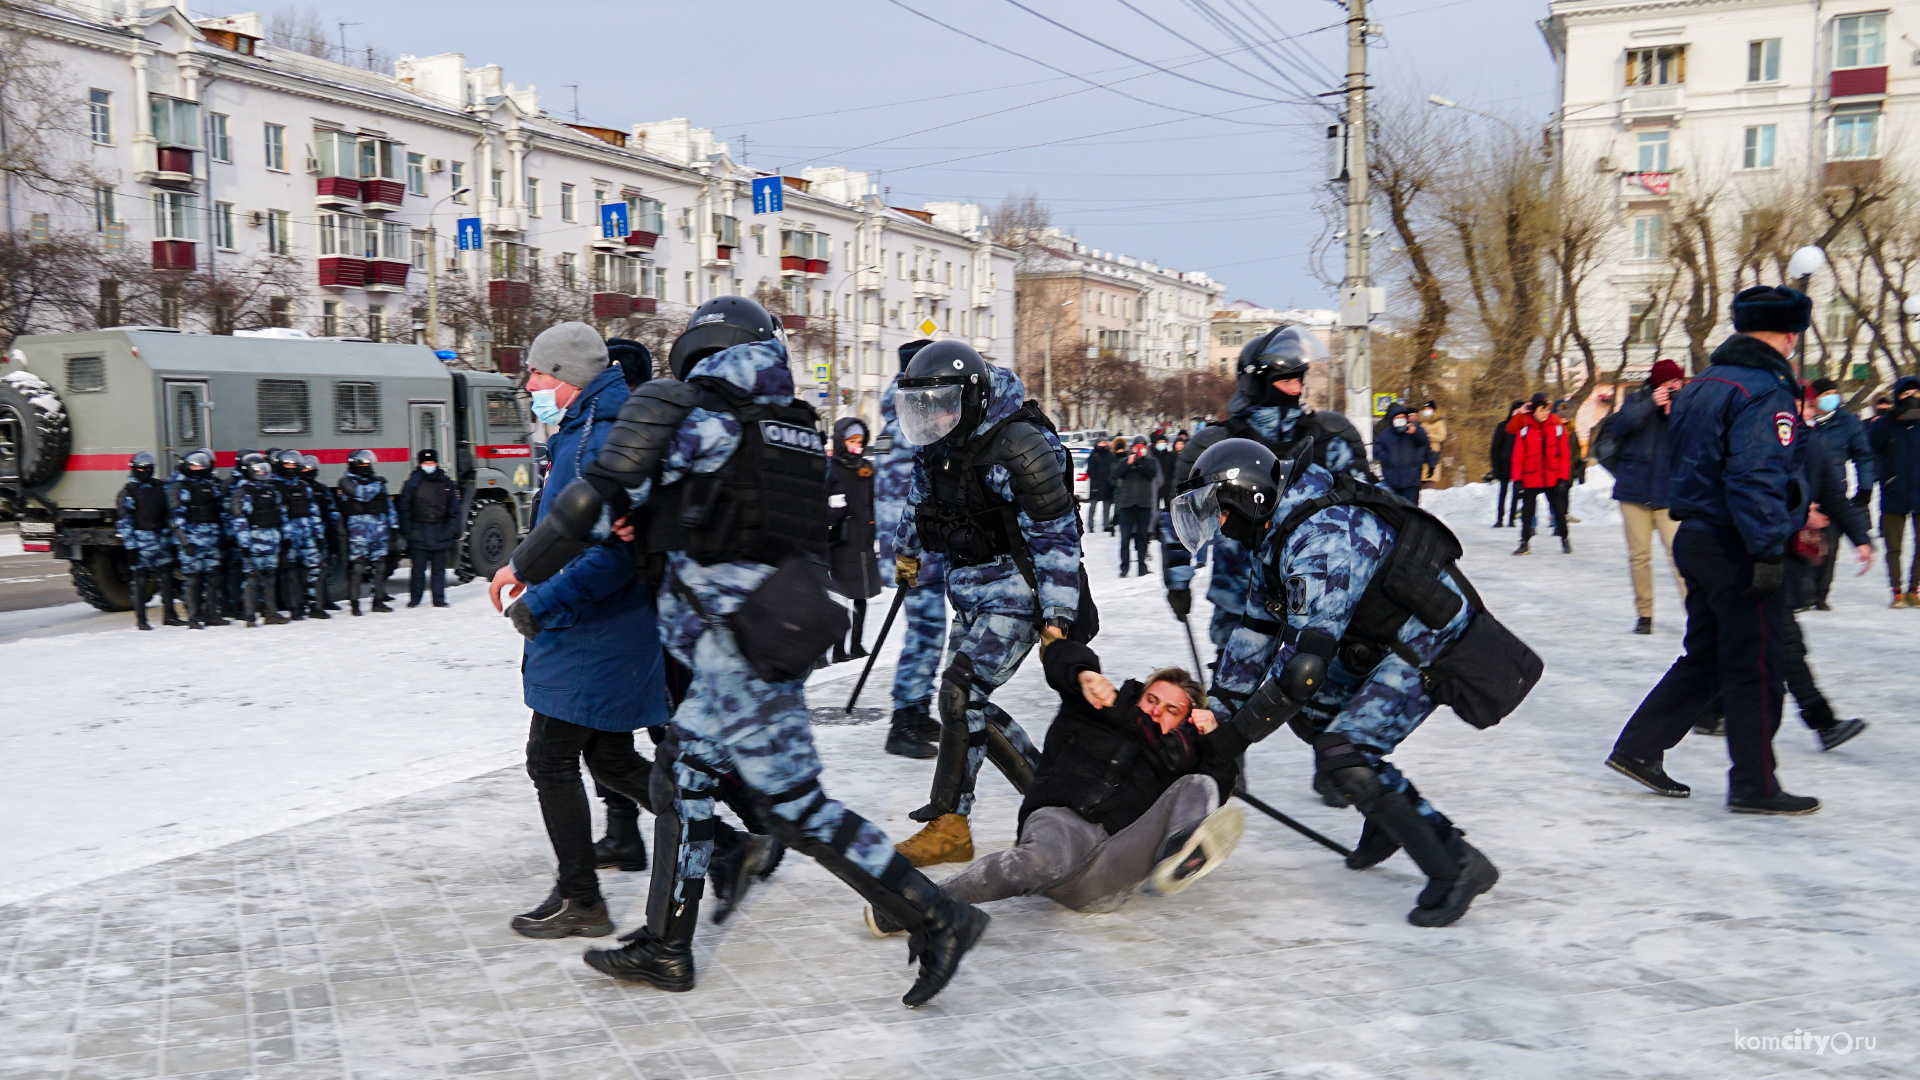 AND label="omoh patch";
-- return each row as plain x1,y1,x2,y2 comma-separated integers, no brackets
1774,411,1796,446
